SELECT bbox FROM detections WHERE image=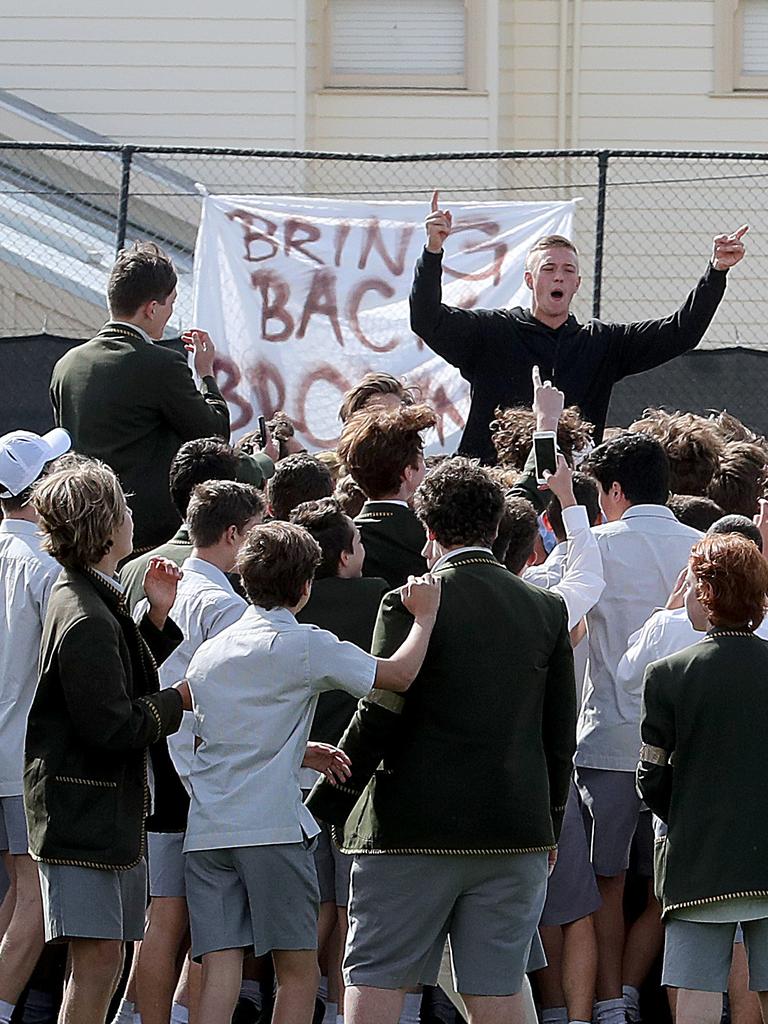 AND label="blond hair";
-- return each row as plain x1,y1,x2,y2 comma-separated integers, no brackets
33,459,128,569
525,235,579,272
